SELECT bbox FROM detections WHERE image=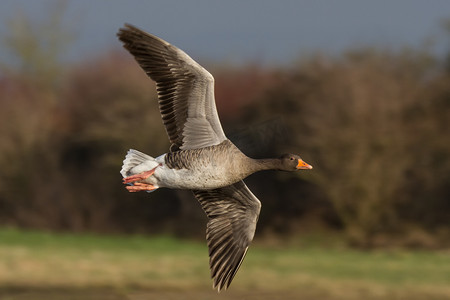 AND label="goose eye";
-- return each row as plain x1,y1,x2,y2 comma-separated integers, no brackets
290,157,294,160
